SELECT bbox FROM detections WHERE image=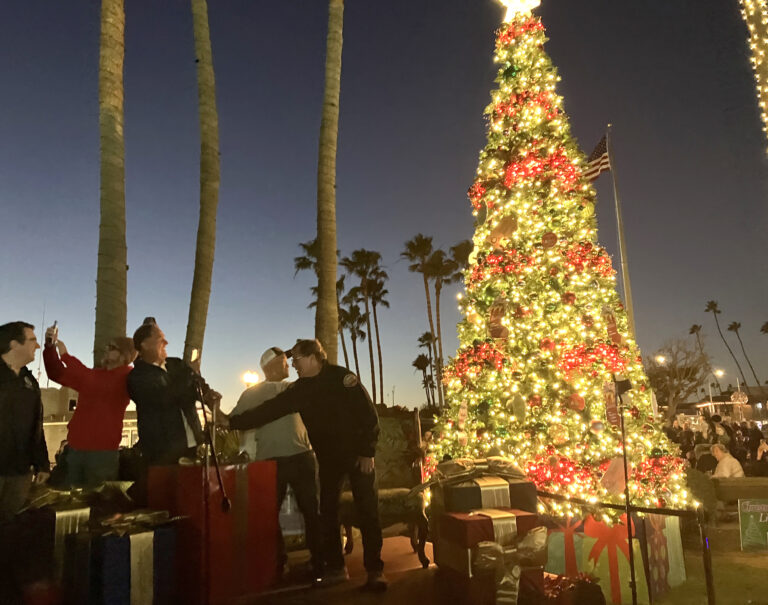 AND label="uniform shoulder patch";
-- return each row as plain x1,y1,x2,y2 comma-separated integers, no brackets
343,373,359,388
